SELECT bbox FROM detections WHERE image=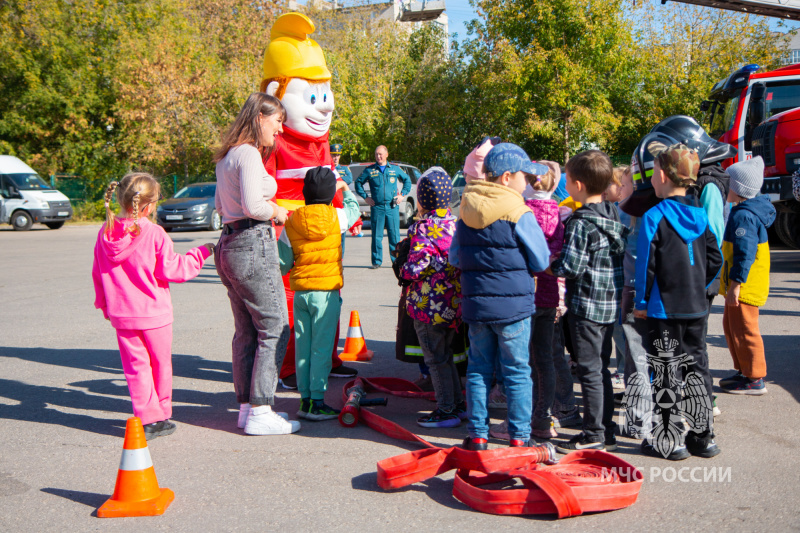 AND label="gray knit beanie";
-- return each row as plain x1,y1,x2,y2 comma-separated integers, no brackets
728,156,764,199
